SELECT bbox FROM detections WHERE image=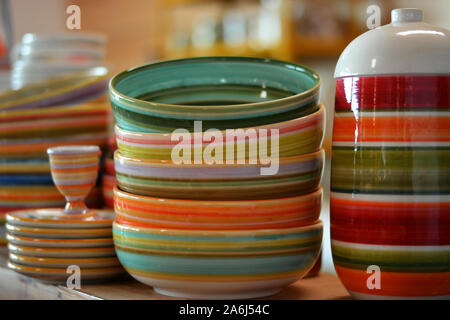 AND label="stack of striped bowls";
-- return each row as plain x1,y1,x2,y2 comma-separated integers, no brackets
110,57,325,299
0,67,111,245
